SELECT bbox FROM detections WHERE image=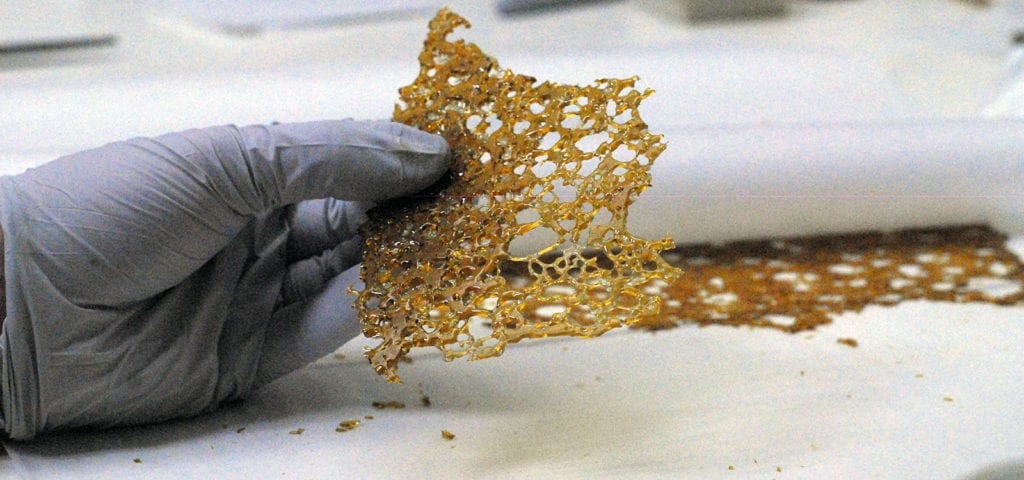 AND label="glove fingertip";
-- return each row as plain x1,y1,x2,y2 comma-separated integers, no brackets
391,121,451,157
